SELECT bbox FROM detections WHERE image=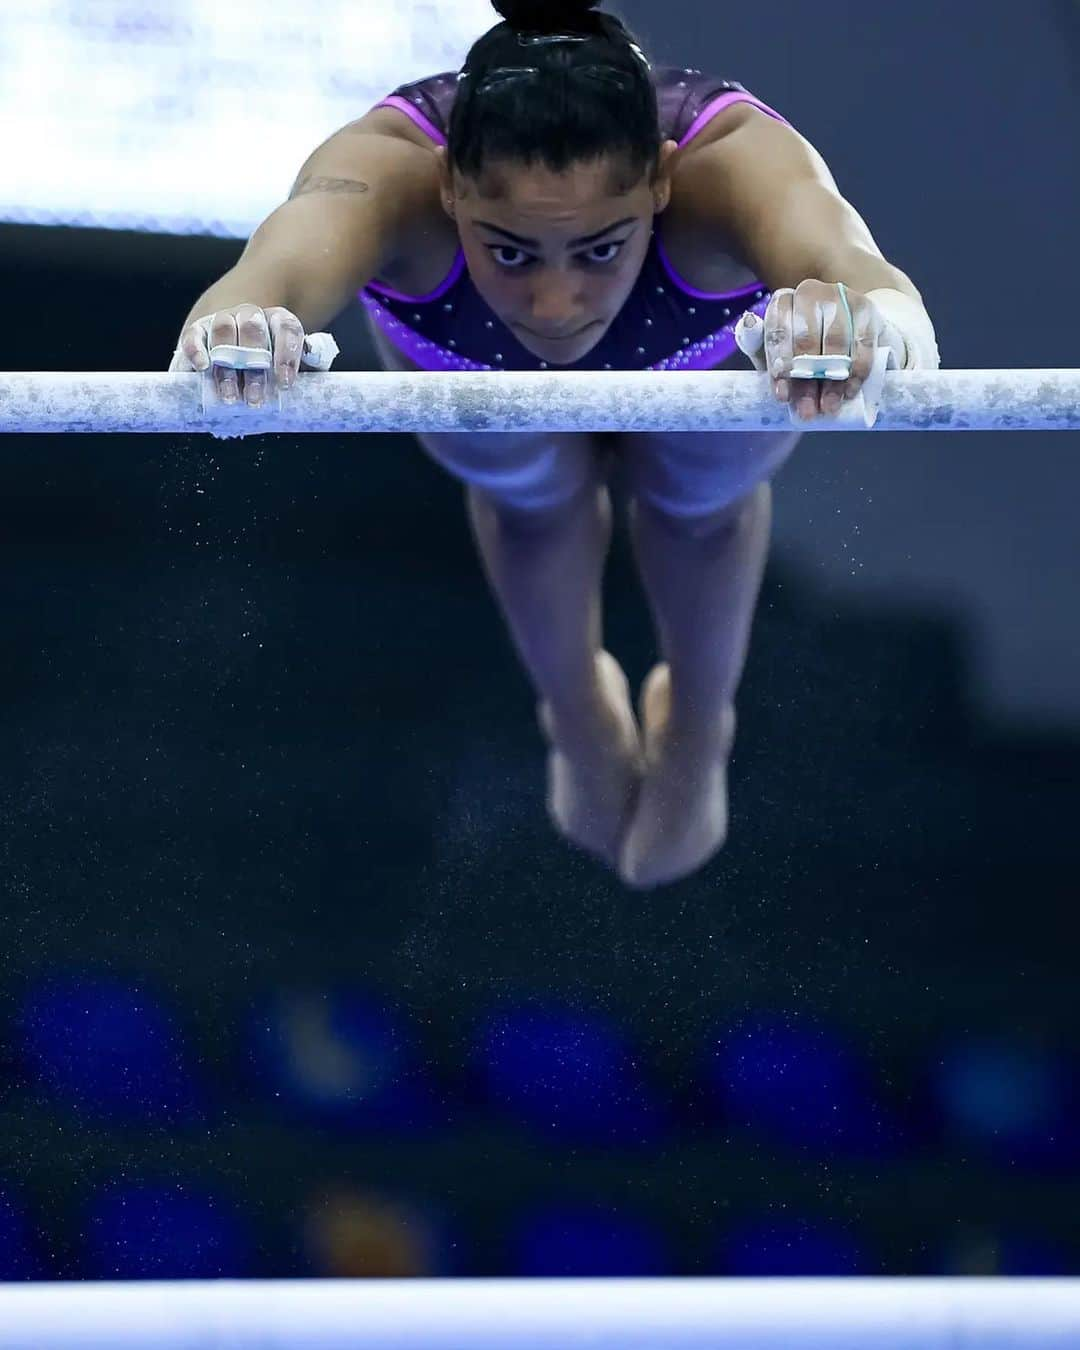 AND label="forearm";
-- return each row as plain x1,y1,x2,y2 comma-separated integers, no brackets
179,196,389,336
816,244,939,368
180,260,295,332
746,178,924,304
817,246,924,306
179,253,359,337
